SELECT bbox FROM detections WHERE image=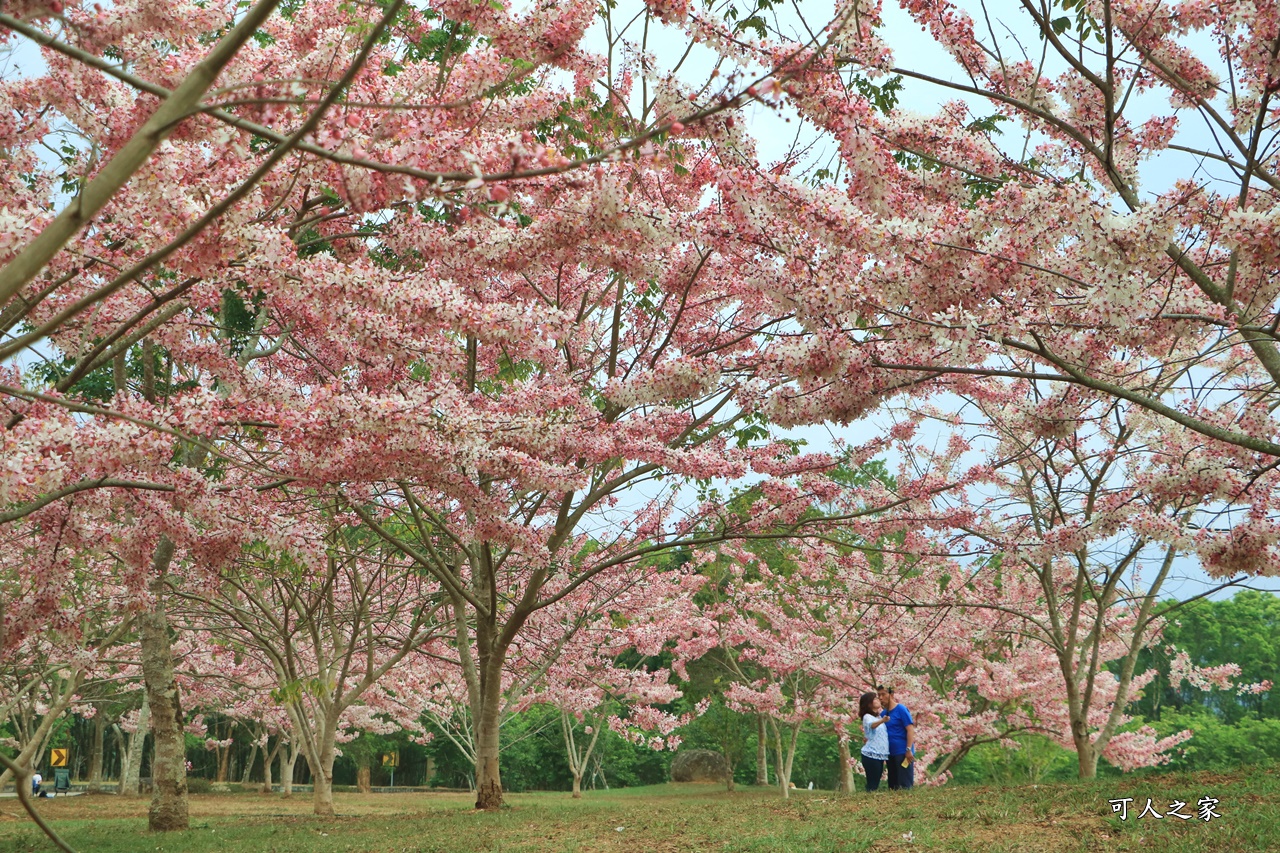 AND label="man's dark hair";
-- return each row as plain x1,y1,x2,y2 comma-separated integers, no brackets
876,685,894,693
